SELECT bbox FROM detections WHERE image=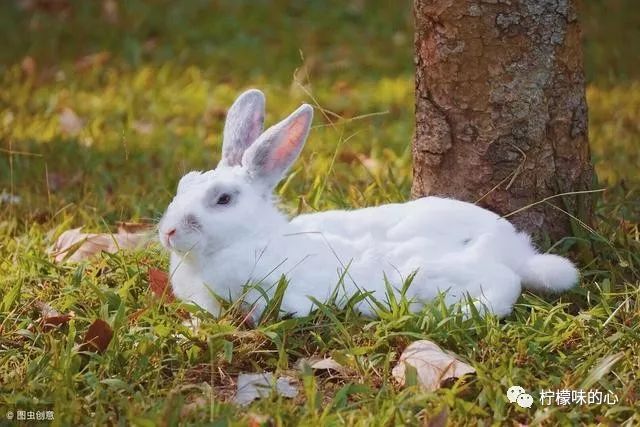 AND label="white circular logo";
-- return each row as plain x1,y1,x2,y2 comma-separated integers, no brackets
507,385,525,403
517,393,534,408
507,385,534,408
